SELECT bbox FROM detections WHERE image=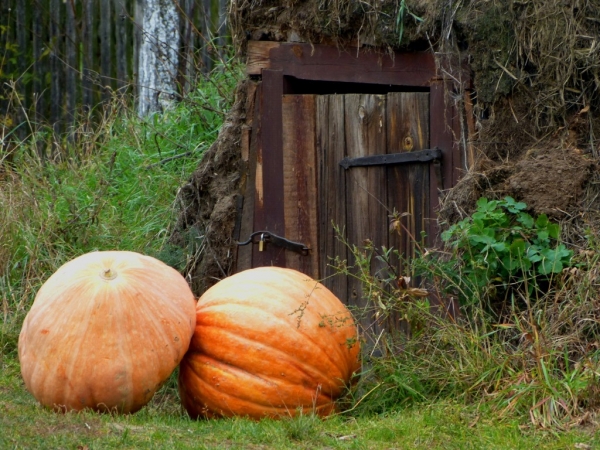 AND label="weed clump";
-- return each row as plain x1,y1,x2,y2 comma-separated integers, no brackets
340,197,600,429
0,62,240,360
